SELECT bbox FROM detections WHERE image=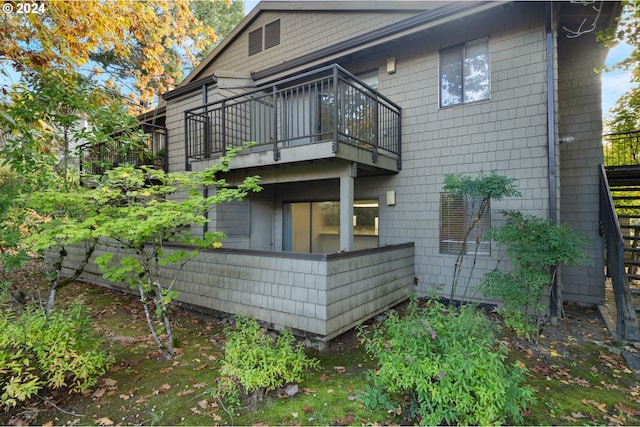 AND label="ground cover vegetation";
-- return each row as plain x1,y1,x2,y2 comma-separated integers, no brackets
1,267,639,426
